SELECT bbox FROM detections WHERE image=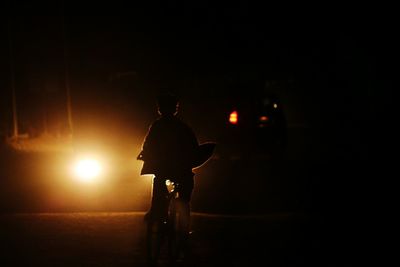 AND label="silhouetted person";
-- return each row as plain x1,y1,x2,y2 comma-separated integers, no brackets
138,93,198,263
